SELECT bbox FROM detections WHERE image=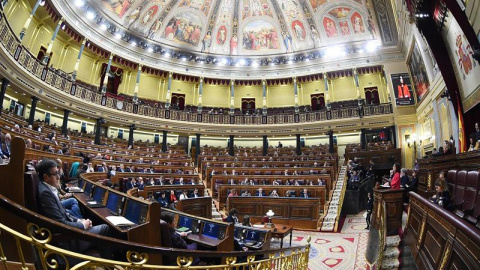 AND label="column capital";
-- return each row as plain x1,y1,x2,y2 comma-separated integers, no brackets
108,53,114,59
138,64,143,70
31,96,39,101
63,109,70,113
199,77,204,83
230,79,235,85
168,71,173,77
